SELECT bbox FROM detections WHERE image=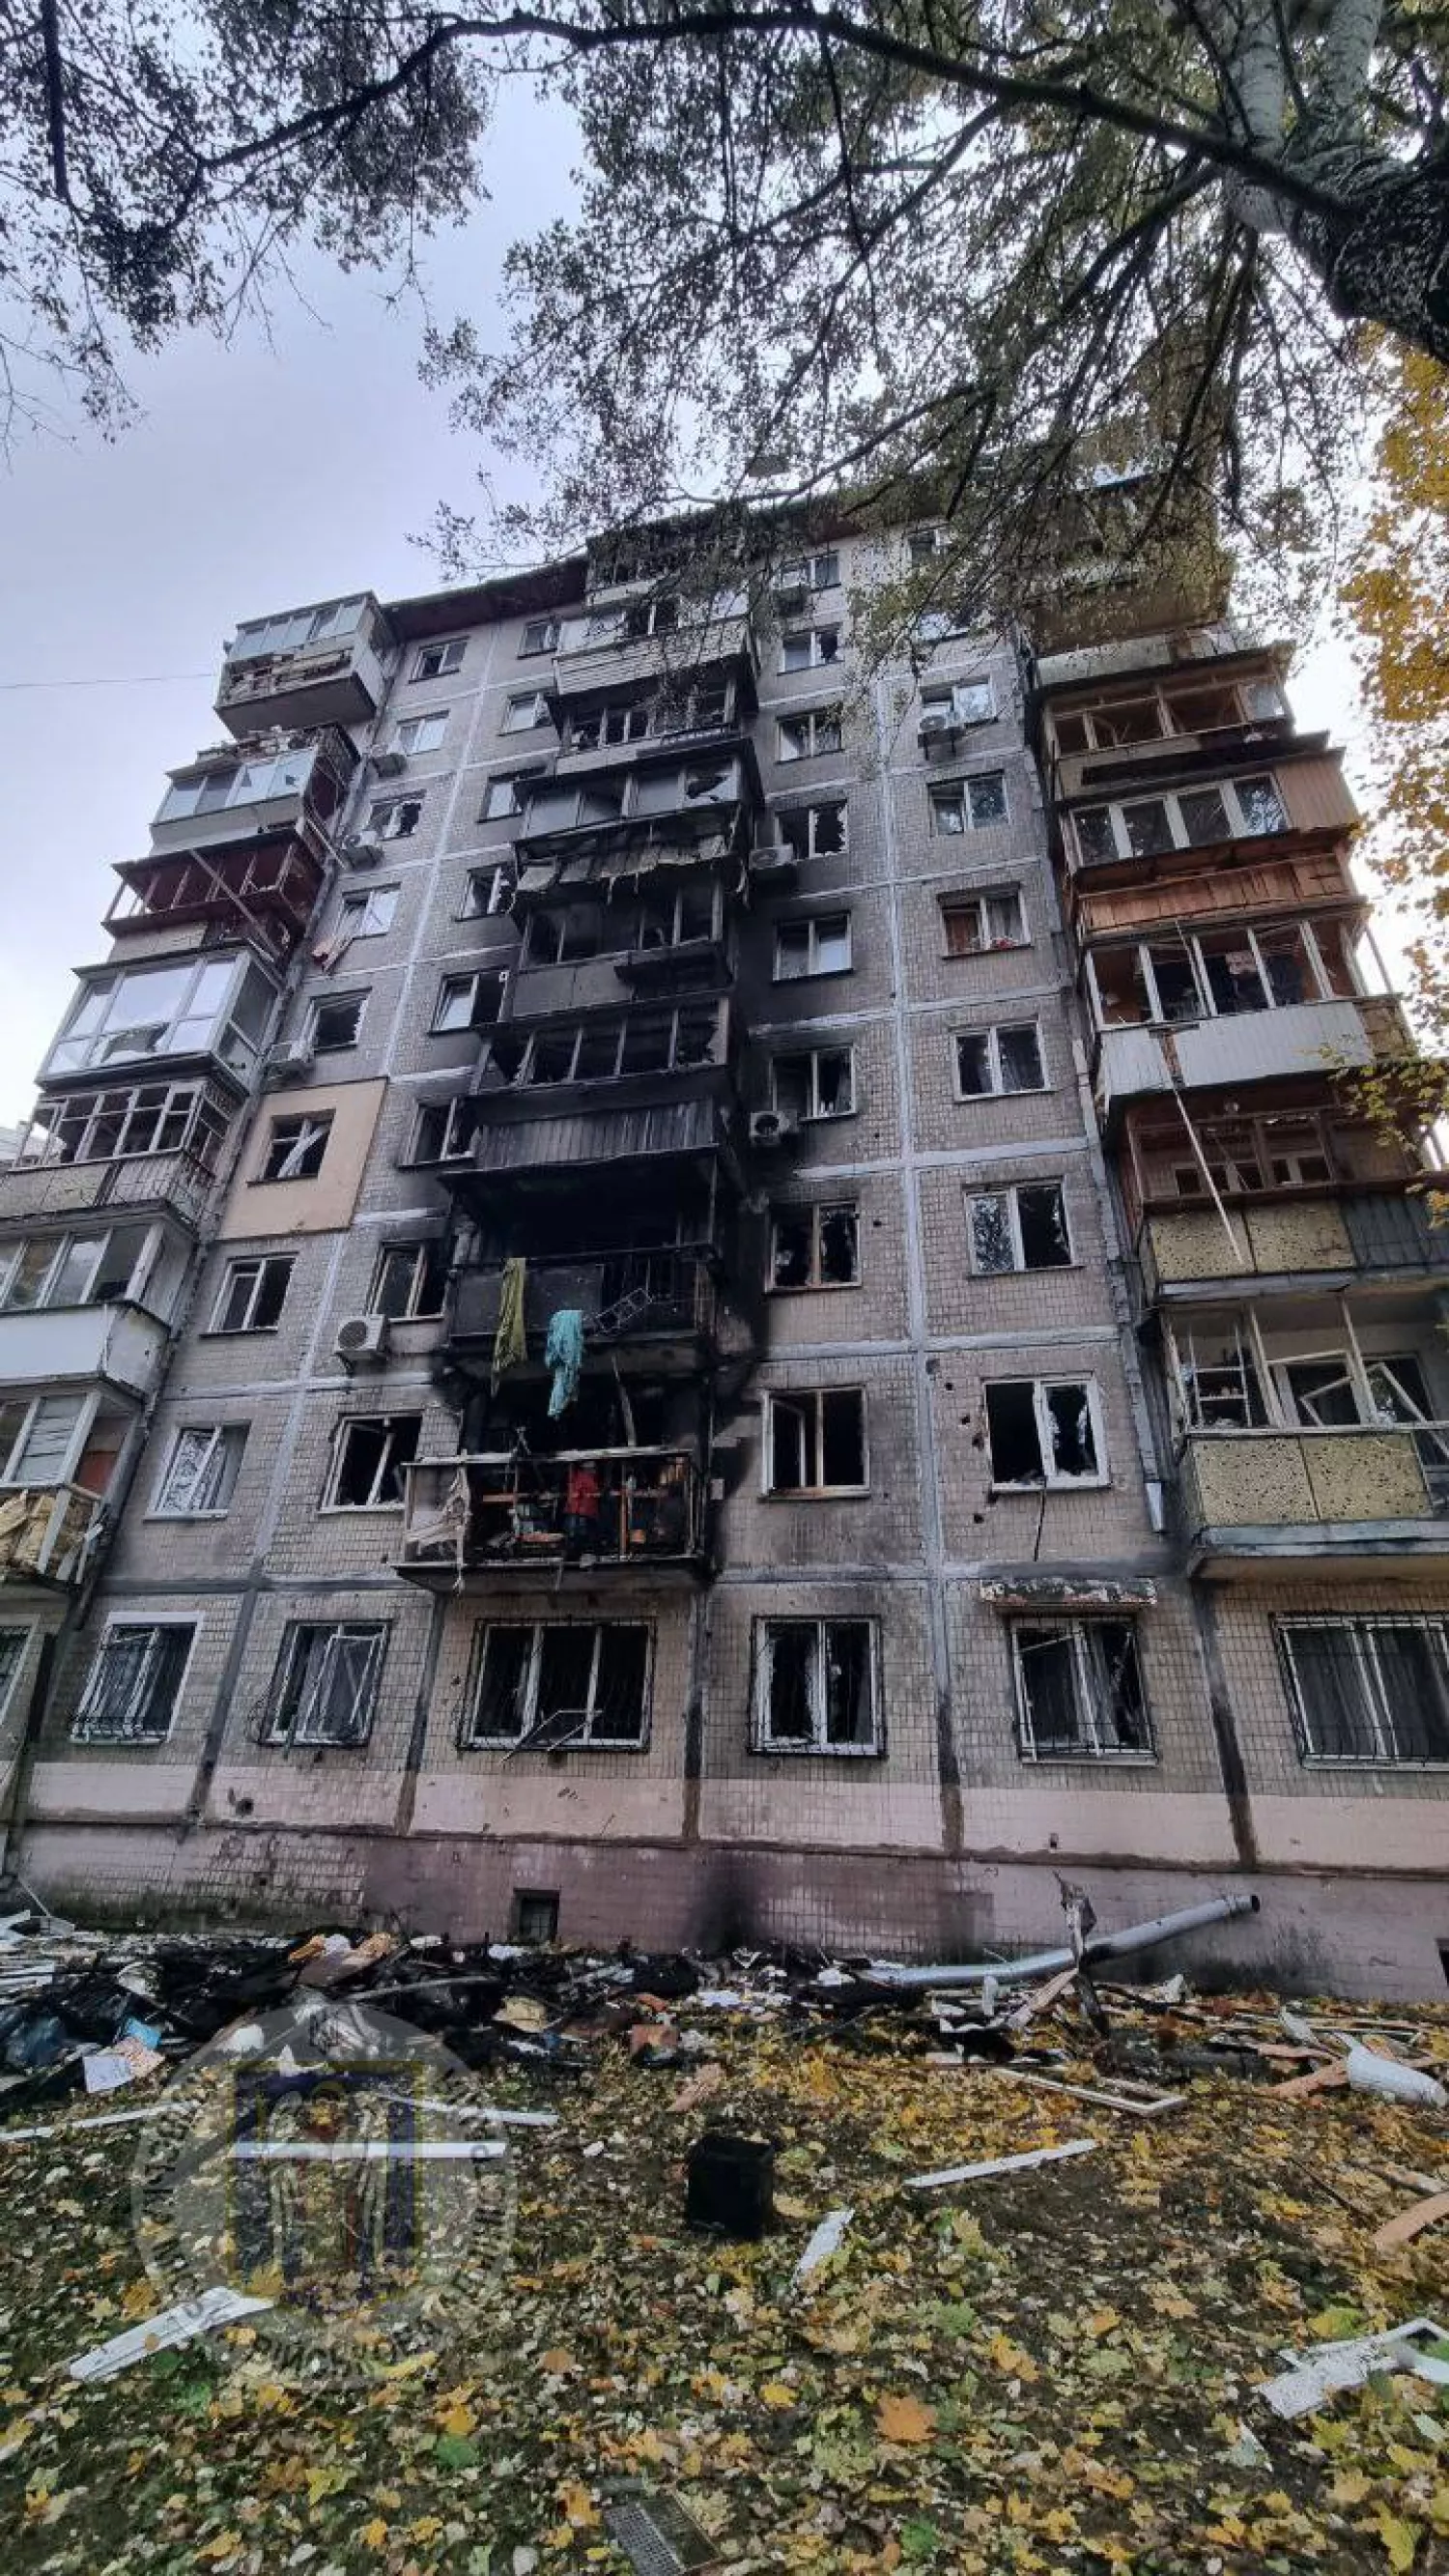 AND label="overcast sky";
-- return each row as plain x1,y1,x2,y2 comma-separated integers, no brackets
0,97,1375,1130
